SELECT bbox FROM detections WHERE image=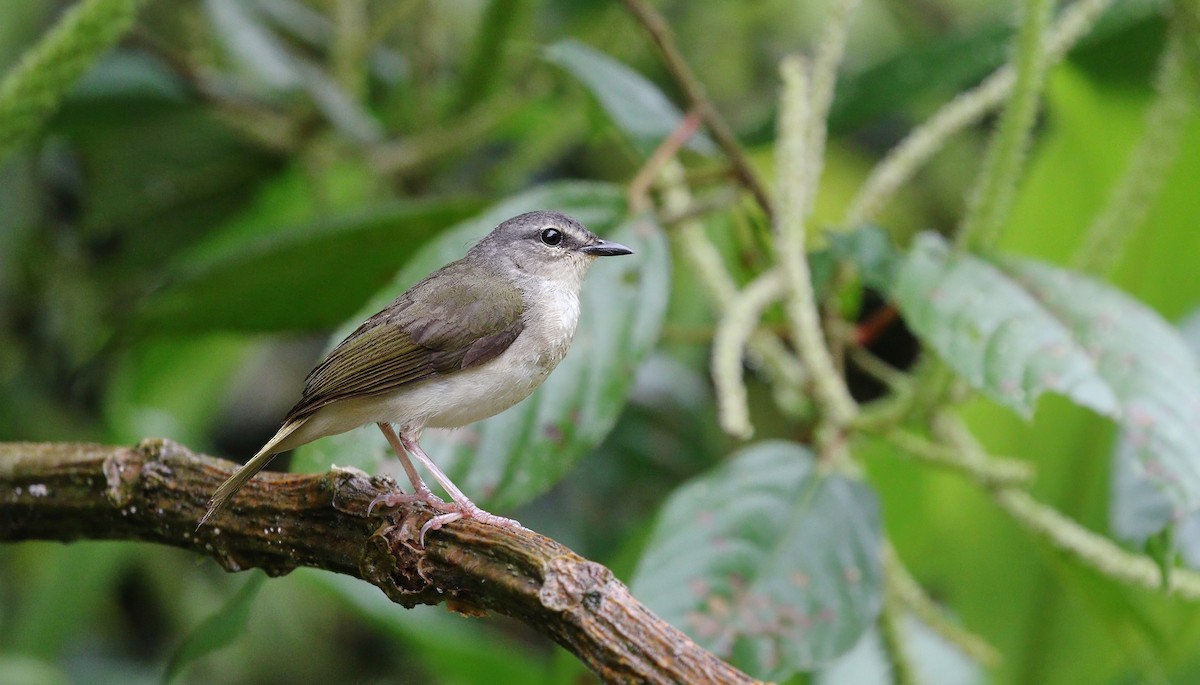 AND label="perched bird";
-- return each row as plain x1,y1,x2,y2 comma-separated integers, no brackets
199,211,633,539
